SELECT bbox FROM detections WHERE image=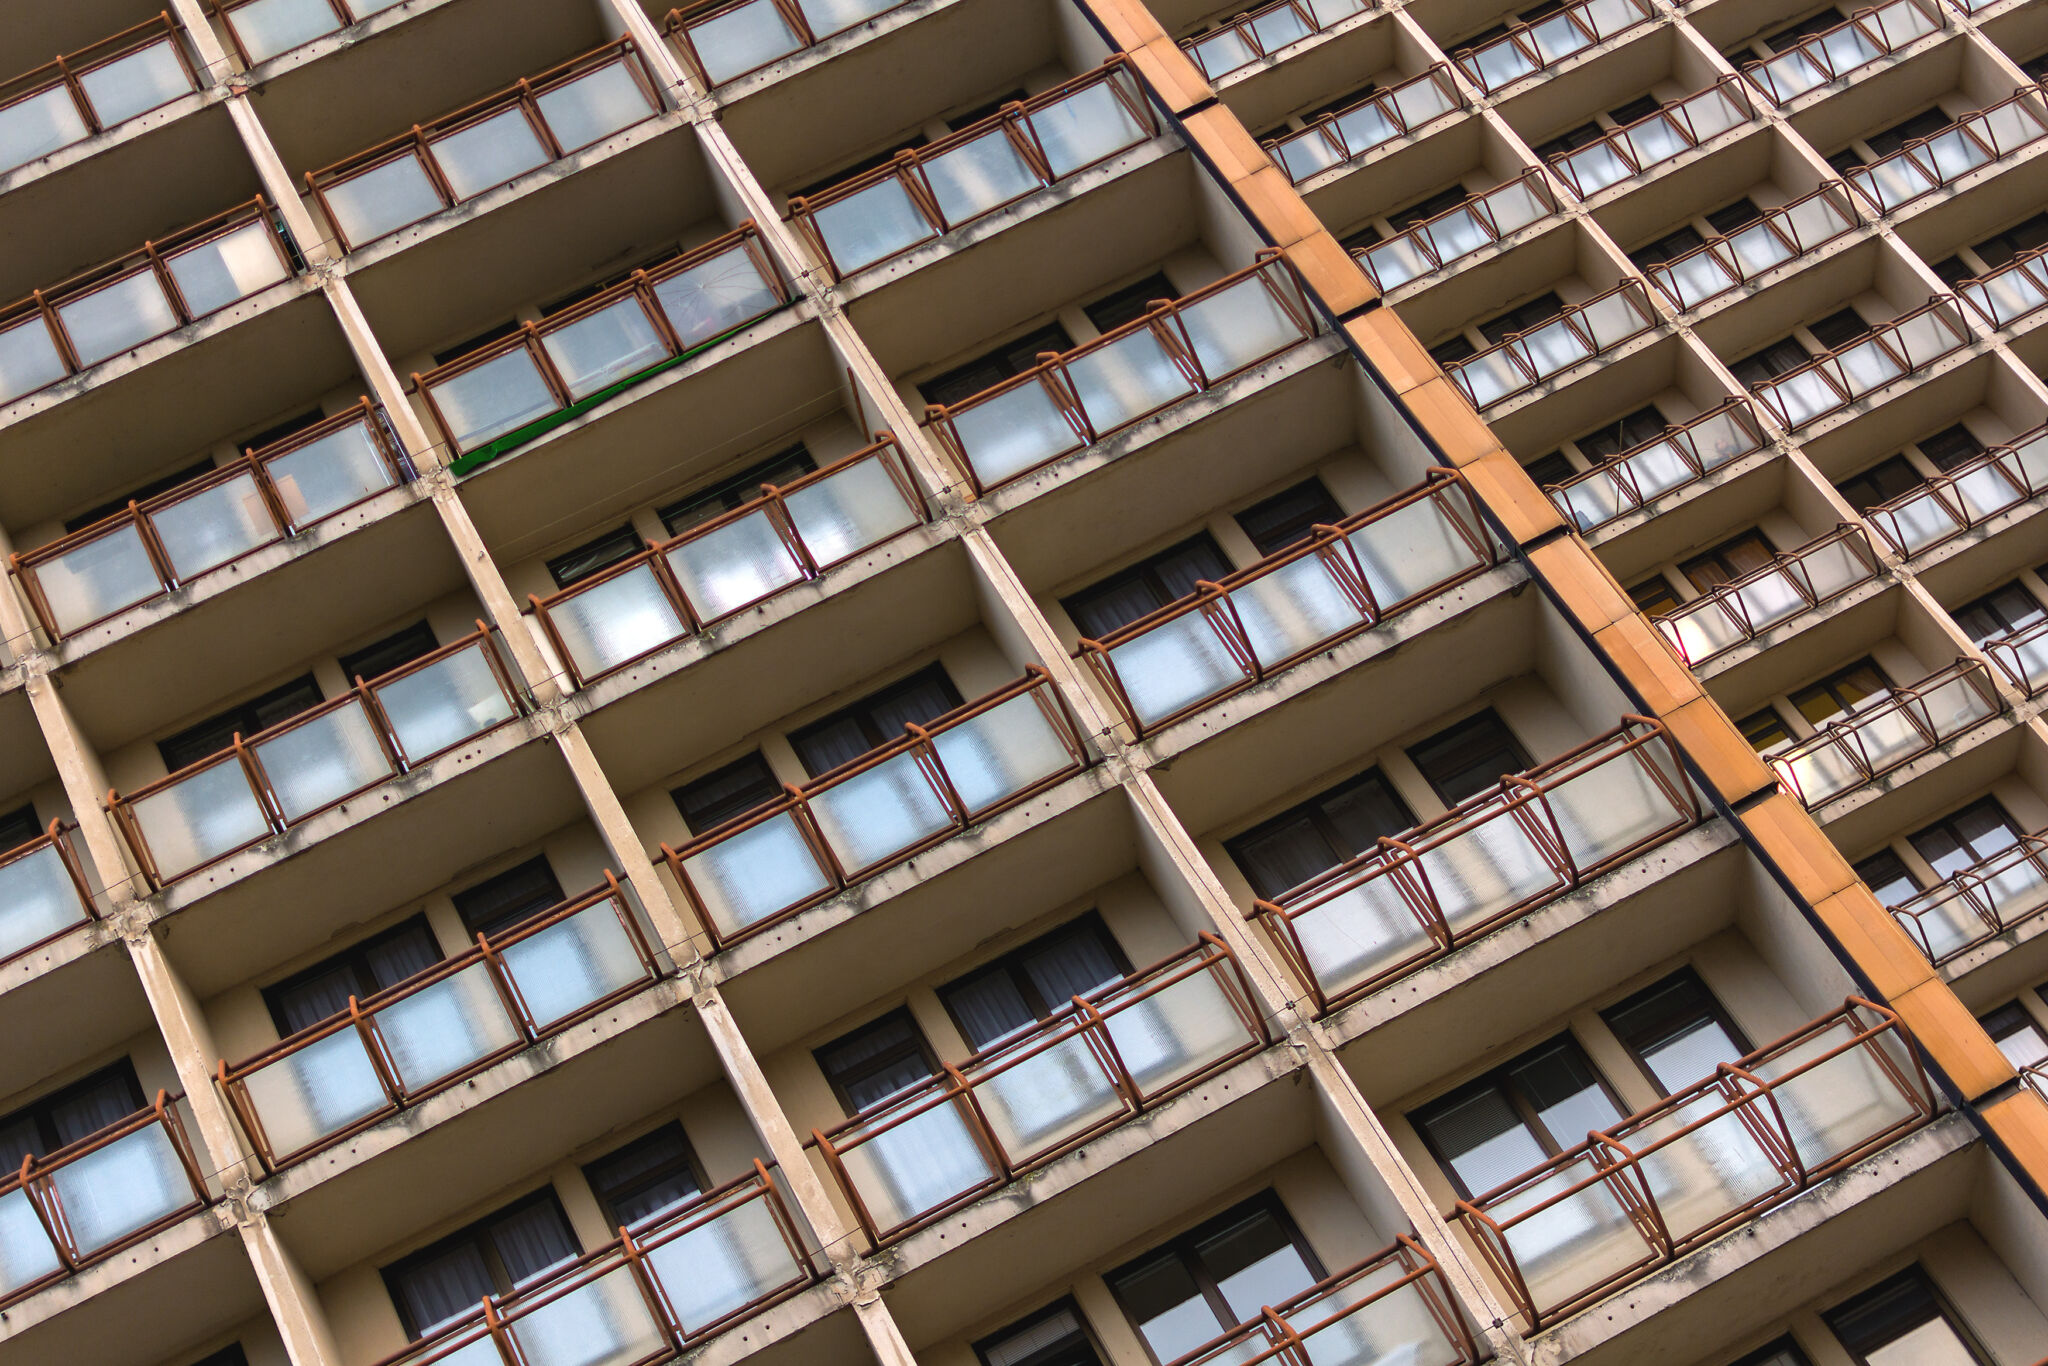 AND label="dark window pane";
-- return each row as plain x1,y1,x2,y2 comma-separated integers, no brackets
1931,255,1975,289
788,665,964,777
1062,534,1232,638
1113,1252,1218,1362
1865,108,1952,160
159,674,324,772
1763,7,1846,47
1577,405,1667,461
1632,225,1705,270
1908,798,2020,880
1729,1339,1813,1366
1235,479,1345,556
1407,710,1531,805
191,1347,252,1366
1602,969,1749,1094
1389,185,1473,232
583,1124,704,1230
1629,576,1683,617
1606,95,1661,126
1789,658,1889,727
383,1191,579,1339
1084,273,1178,335
1806,307,1872,351
1705,198,1764,234
1738,708,1793,754
1200,1206,1317,1322
1224,769,1414,899
1854,849,1920,906
940,915,1127,1050
433,319,522,369
1916,424,1984,472
1480,293,1565,346
1980,1002,2048,1068
1837,456,1925,514
1952,583,2044,644
1731,336,1816,387
263,915,441,1034
1534,123,1606,160
1509,1037,1623,1147
1107,1197,1319,1362
1824,1267,1988,1365
974,1300,1104,1366
1429,334,1478,366
338,621,438,684
0,802,41,850
1680,531,1776,591
0,1061,147,1170
816,1010,936,1112
1825,147,1866,175
657,445,818,537
923,323,1077,408
1339,222,1383,252
65,459,216,533
1414,1078,1552,1197
672,751,784,833
391,1242,495,1338
1972,211,2048,268
547,525,642,589
1524,451,1577,487
451,856,566,940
